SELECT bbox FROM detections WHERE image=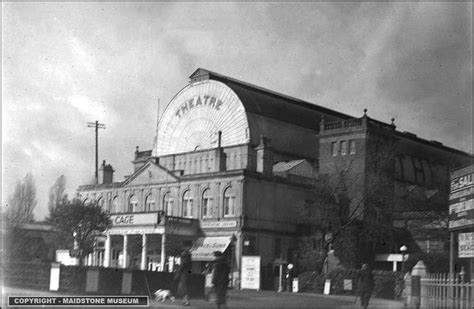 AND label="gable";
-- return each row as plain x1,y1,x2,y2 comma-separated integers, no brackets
124,162,179,186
